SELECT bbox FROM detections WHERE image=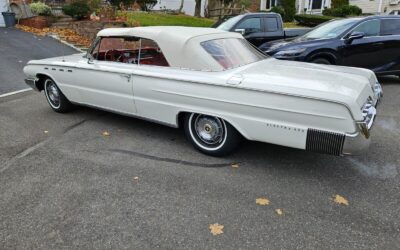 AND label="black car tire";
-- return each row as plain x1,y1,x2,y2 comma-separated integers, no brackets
184,113,241,157
43,78,74,113
310,58,332,65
